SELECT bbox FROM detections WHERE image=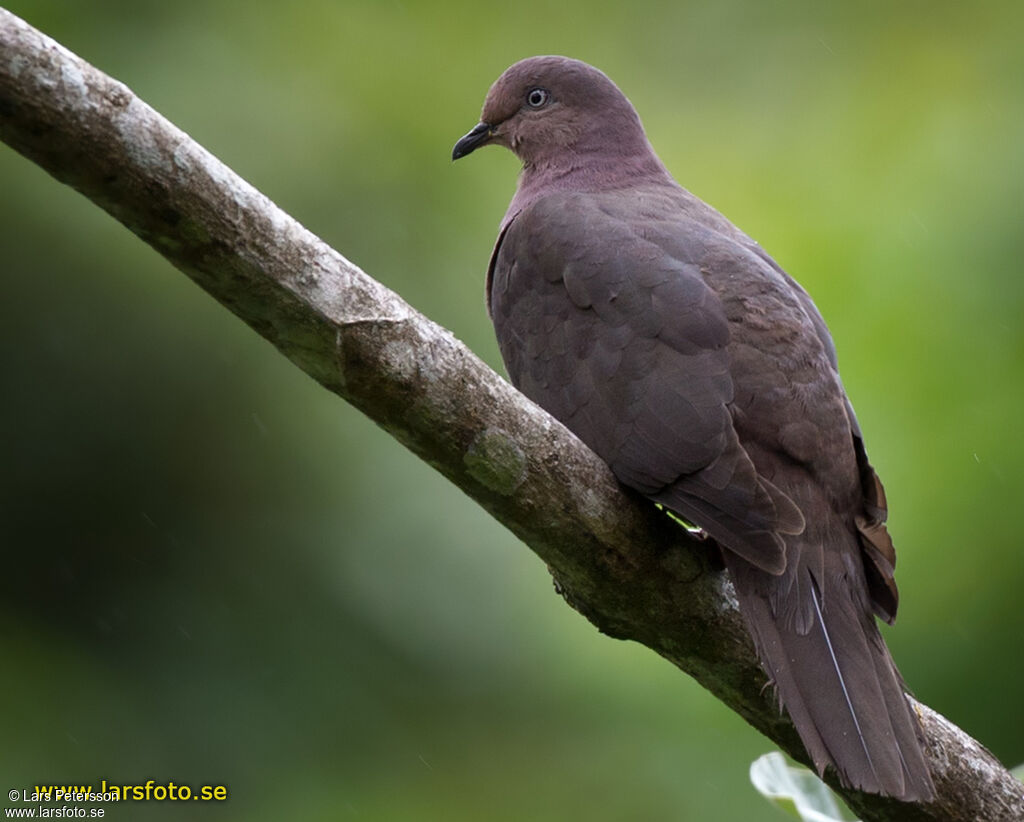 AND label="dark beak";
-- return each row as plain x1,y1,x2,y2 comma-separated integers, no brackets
452,122,492,160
